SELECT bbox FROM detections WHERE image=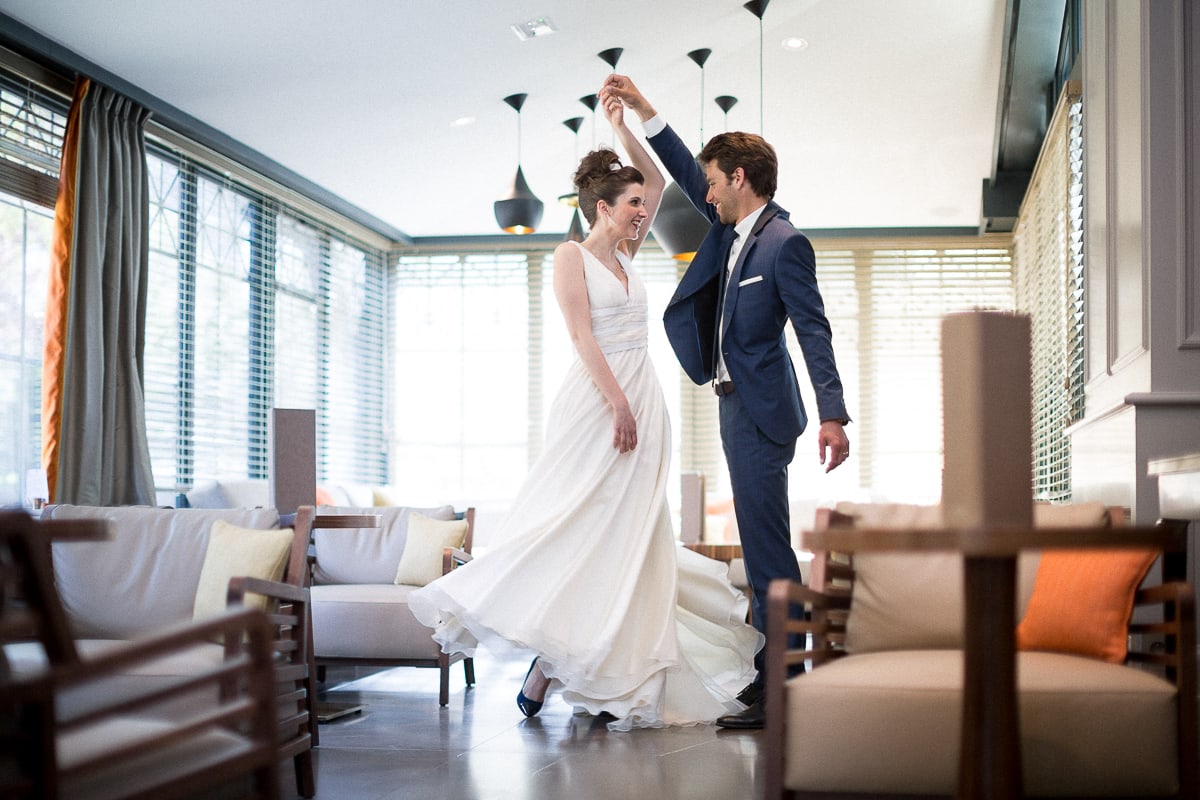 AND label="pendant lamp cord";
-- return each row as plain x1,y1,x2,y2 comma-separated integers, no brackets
758,13,765,135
